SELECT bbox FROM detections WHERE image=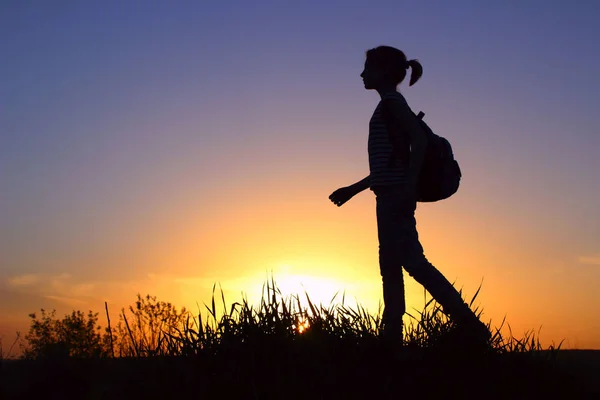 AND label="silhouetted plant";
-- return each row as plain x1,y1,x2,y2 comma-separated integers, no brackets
111,294,189,357
0,332,22,361
21,309,110,359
